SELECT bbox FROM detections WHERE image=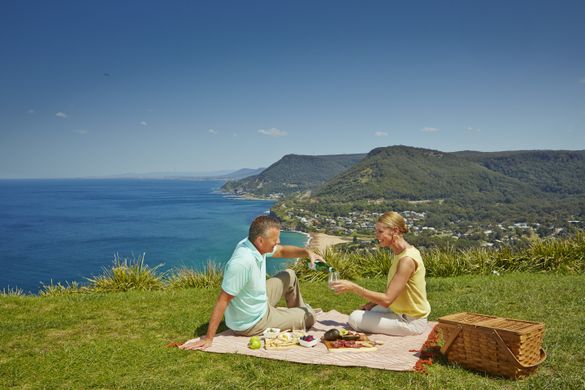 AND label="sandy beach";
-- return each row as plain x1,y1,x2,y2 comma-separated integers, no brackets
307,232,352,253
